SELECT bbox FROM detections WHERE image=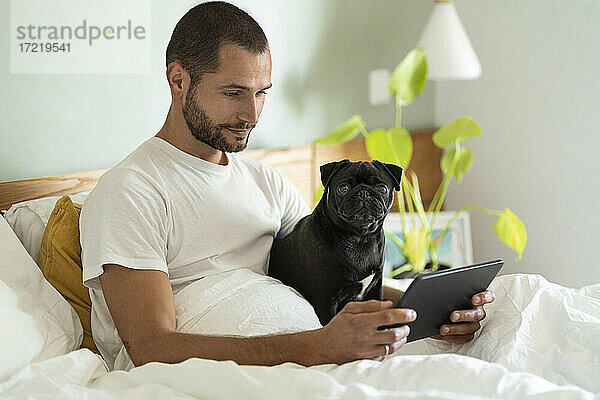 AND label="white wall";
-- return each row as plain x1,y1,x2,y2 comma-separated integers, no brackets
437,0,600,288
